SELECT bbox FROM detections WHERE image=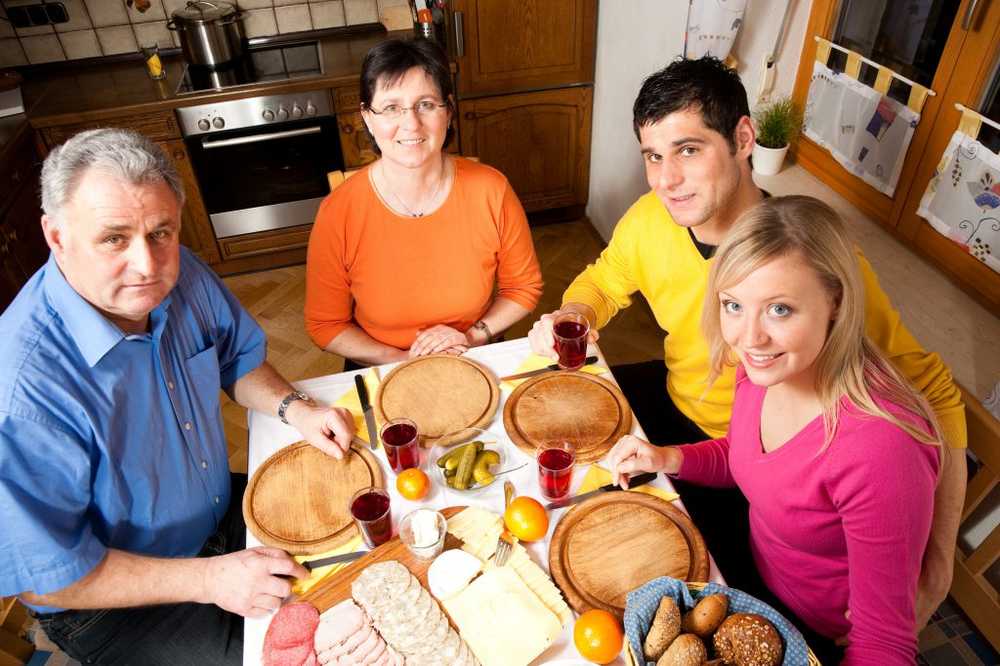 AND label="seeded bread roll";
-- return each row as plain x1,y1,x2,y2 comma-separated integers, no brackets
644,596,682,660
681,593,729,638
712,613,783,666
656,633,707,666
